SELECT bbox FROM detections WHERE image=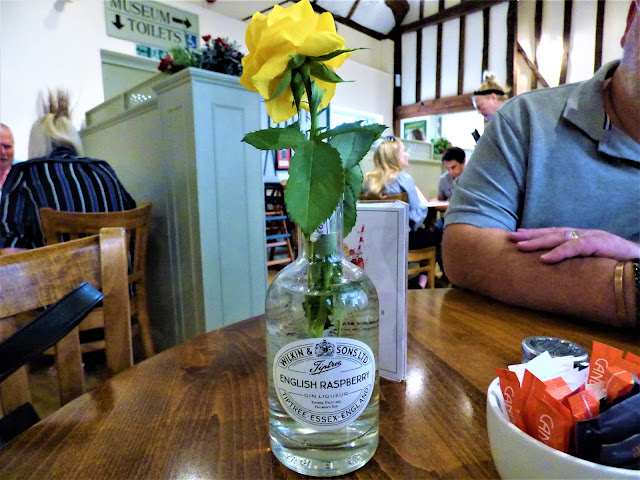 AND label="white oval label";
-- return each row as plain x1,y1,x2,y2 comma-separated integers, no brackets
273,338,375,431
